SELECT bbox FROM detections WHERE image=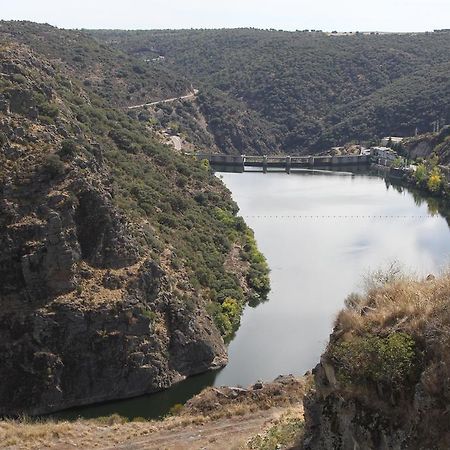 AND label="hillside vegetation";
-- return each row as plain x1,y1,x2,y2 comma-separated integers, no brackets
89,29,450,154
0,25,269,415
0,21,190,107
